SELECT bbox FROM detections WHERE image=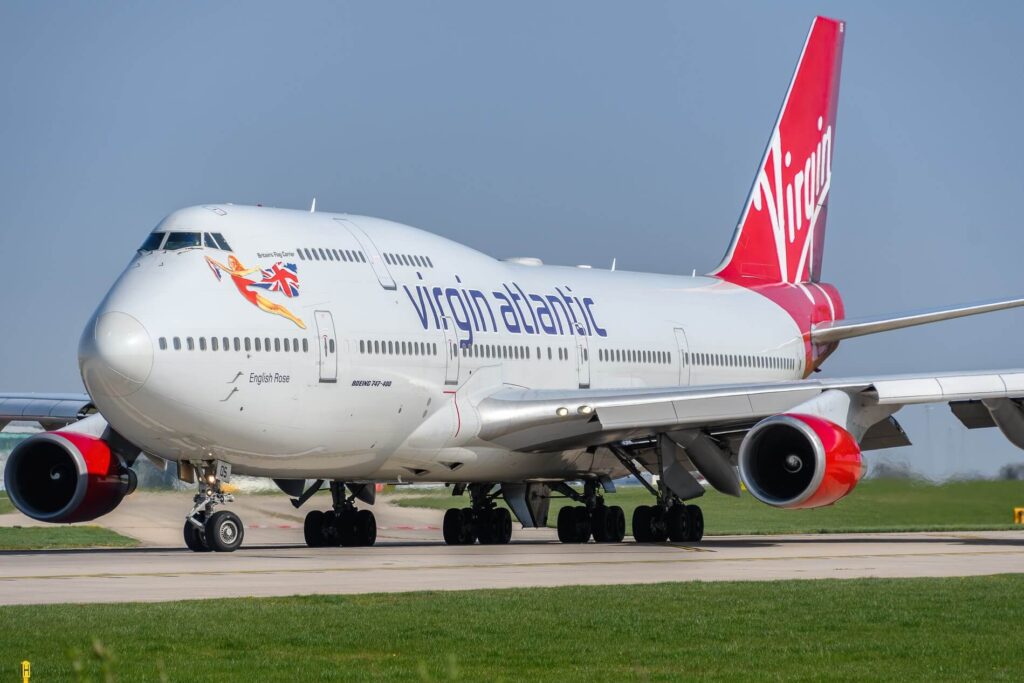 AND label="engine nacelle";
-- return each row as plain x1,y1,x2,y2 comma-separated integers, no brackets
737,413,862,509
3,431,136,523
